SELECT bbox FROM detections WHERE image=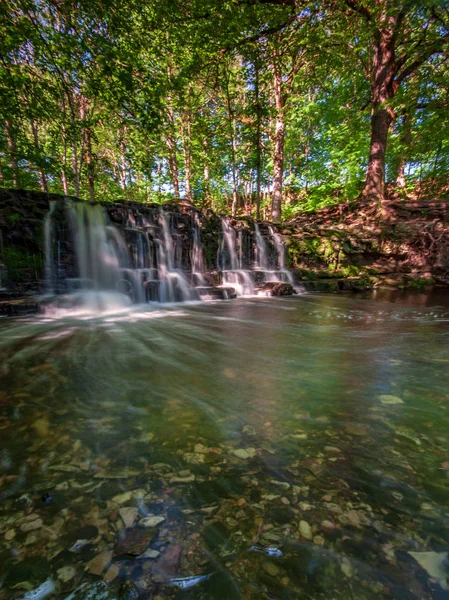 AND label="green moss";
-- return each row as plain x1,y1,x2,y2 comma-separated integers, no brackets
3,247,43,283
